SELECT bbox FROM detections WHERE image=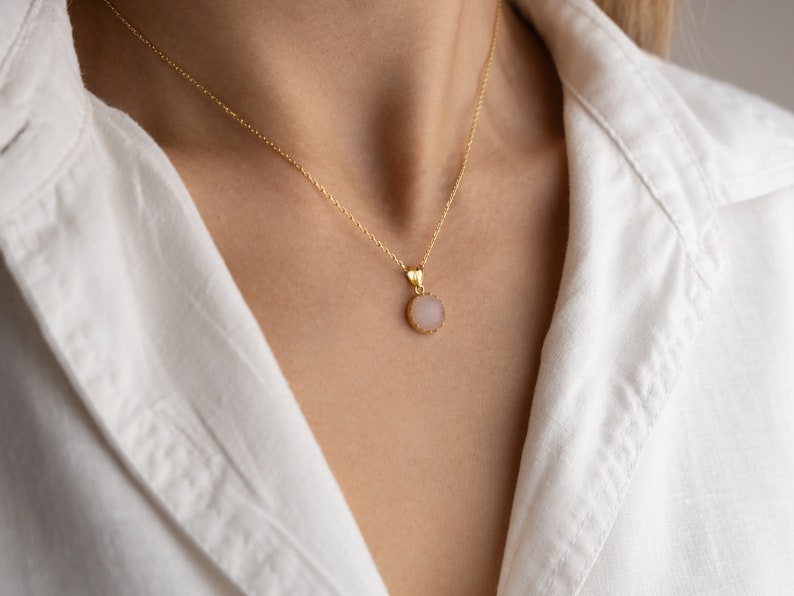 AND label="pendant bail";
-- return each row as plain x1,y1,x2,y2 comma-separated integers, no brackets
406,267,424,289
